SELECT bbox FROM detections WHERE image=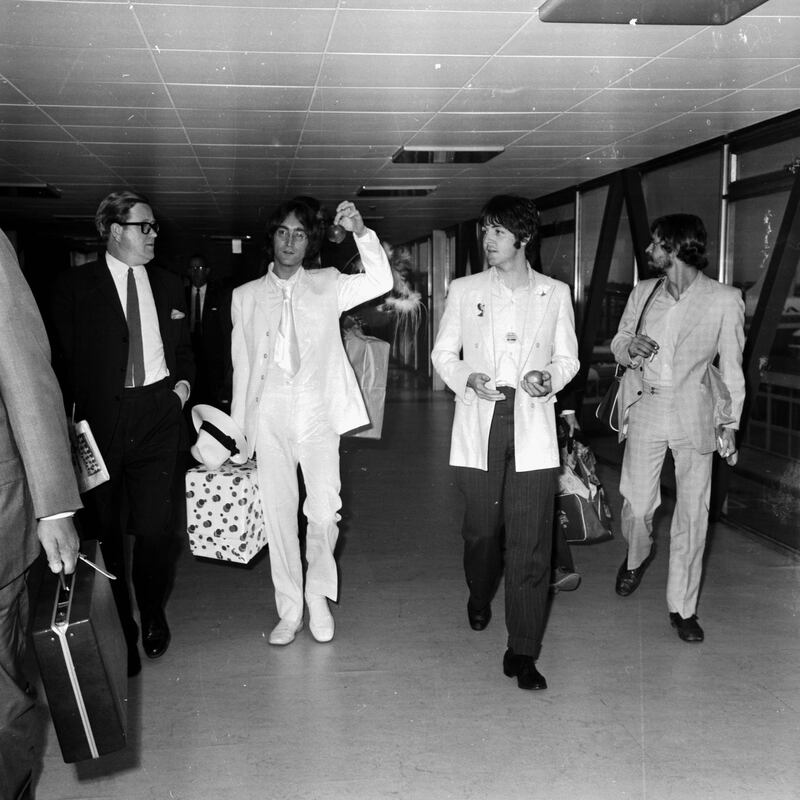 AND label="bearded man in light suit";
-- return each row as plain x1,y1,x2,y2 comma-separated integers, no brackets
0,229,81,798
432,195,579,691
231,198,392,647
611,213,745,643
